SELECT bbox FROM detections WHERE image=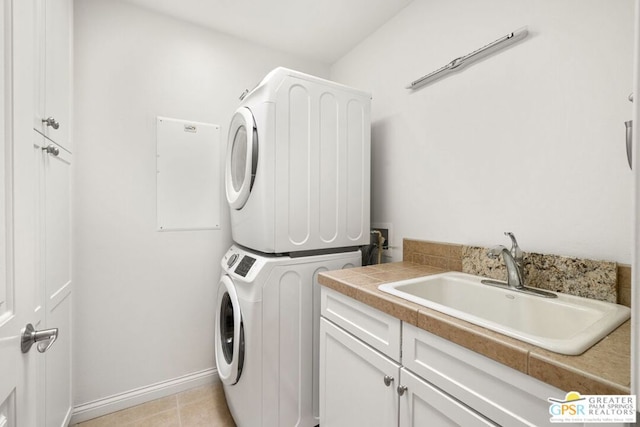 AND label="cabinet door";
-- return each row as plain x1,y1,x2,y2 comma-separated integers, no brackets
35,135,72,427
320,318,399,427
399,368,497,427
34,0,71,151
